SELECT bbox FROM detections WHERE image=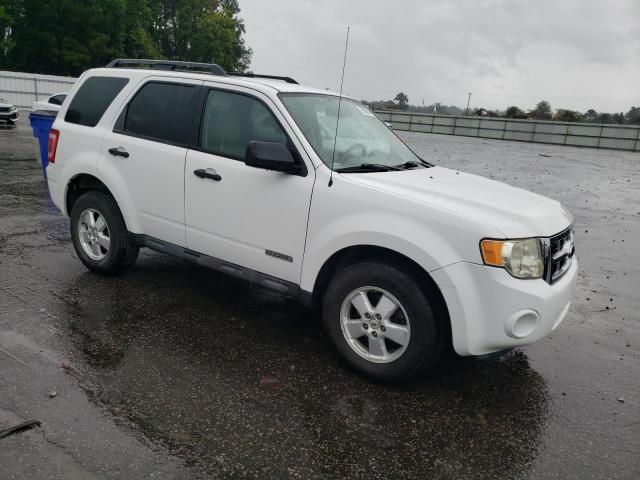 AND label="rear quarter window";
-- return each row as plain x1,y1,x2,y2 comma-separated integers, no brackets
65,77,129,127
